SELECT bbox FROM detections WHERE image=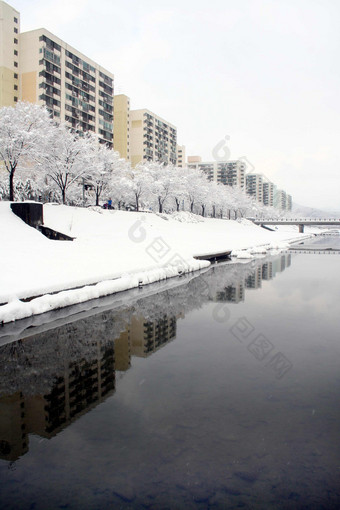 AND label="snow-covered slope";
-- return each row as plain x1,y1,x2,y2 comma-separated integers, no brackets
0,202,316,322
